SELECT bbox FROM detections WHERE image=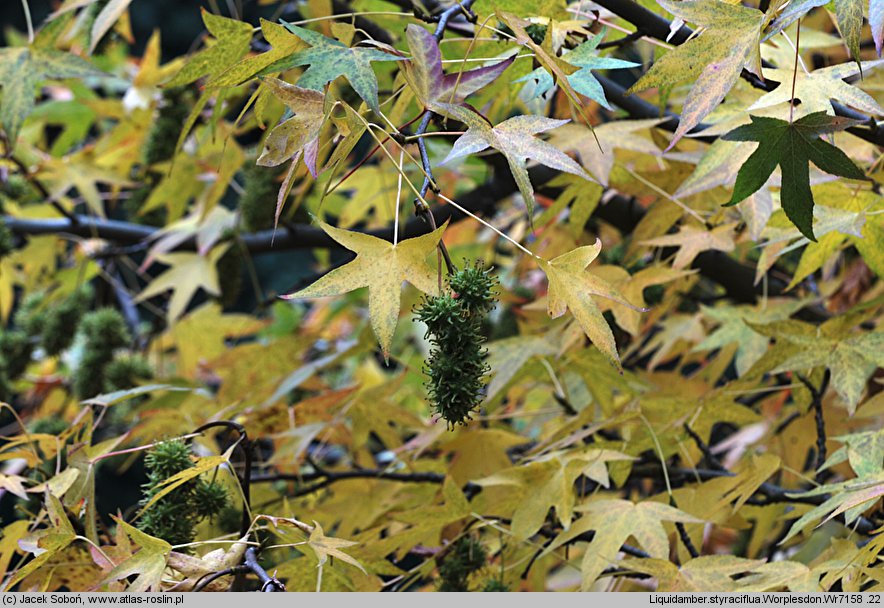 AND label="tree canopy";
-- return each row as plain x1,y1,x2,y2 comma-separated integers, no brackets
0,0,883,593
